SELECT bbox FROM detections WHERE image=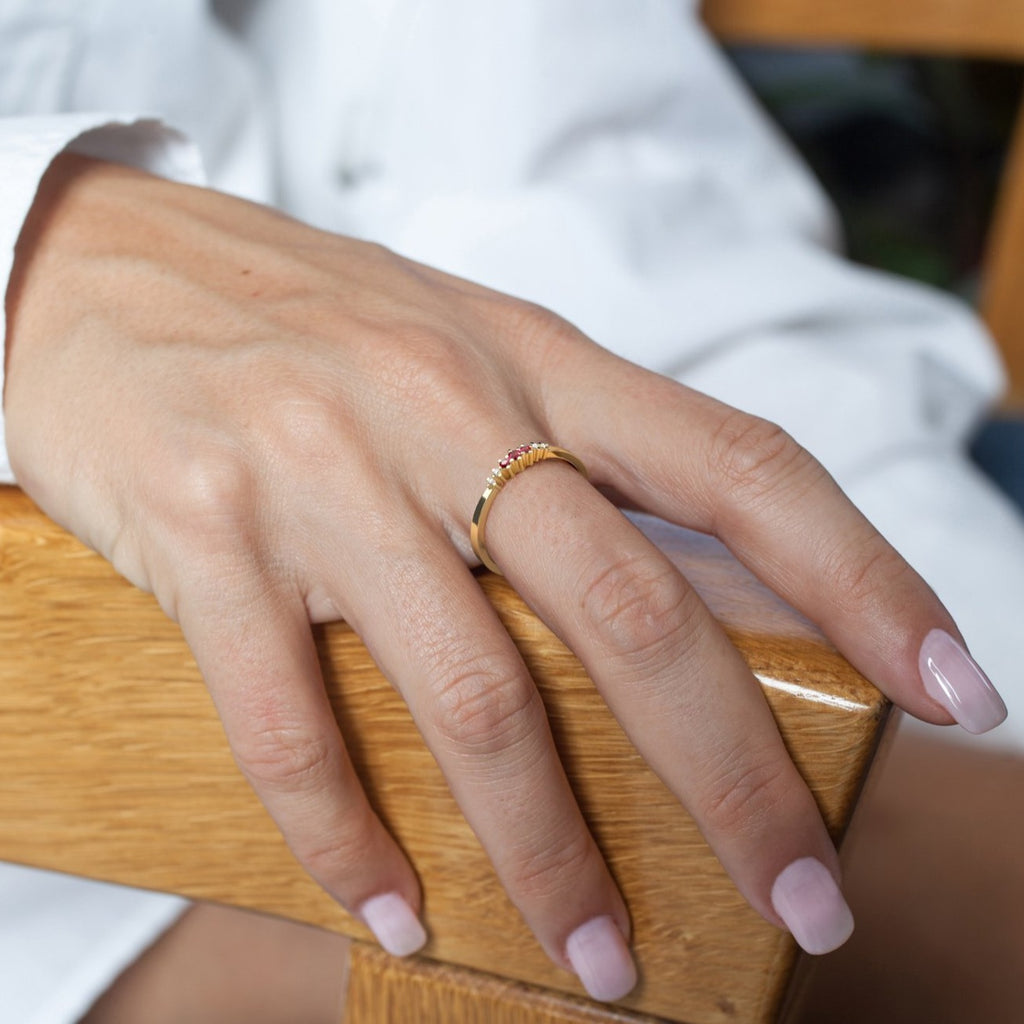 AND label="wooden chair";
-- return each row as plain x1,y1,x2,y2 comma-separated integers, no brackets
0,487,887,1024
6,4,1022,1021
702,0,1024,410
